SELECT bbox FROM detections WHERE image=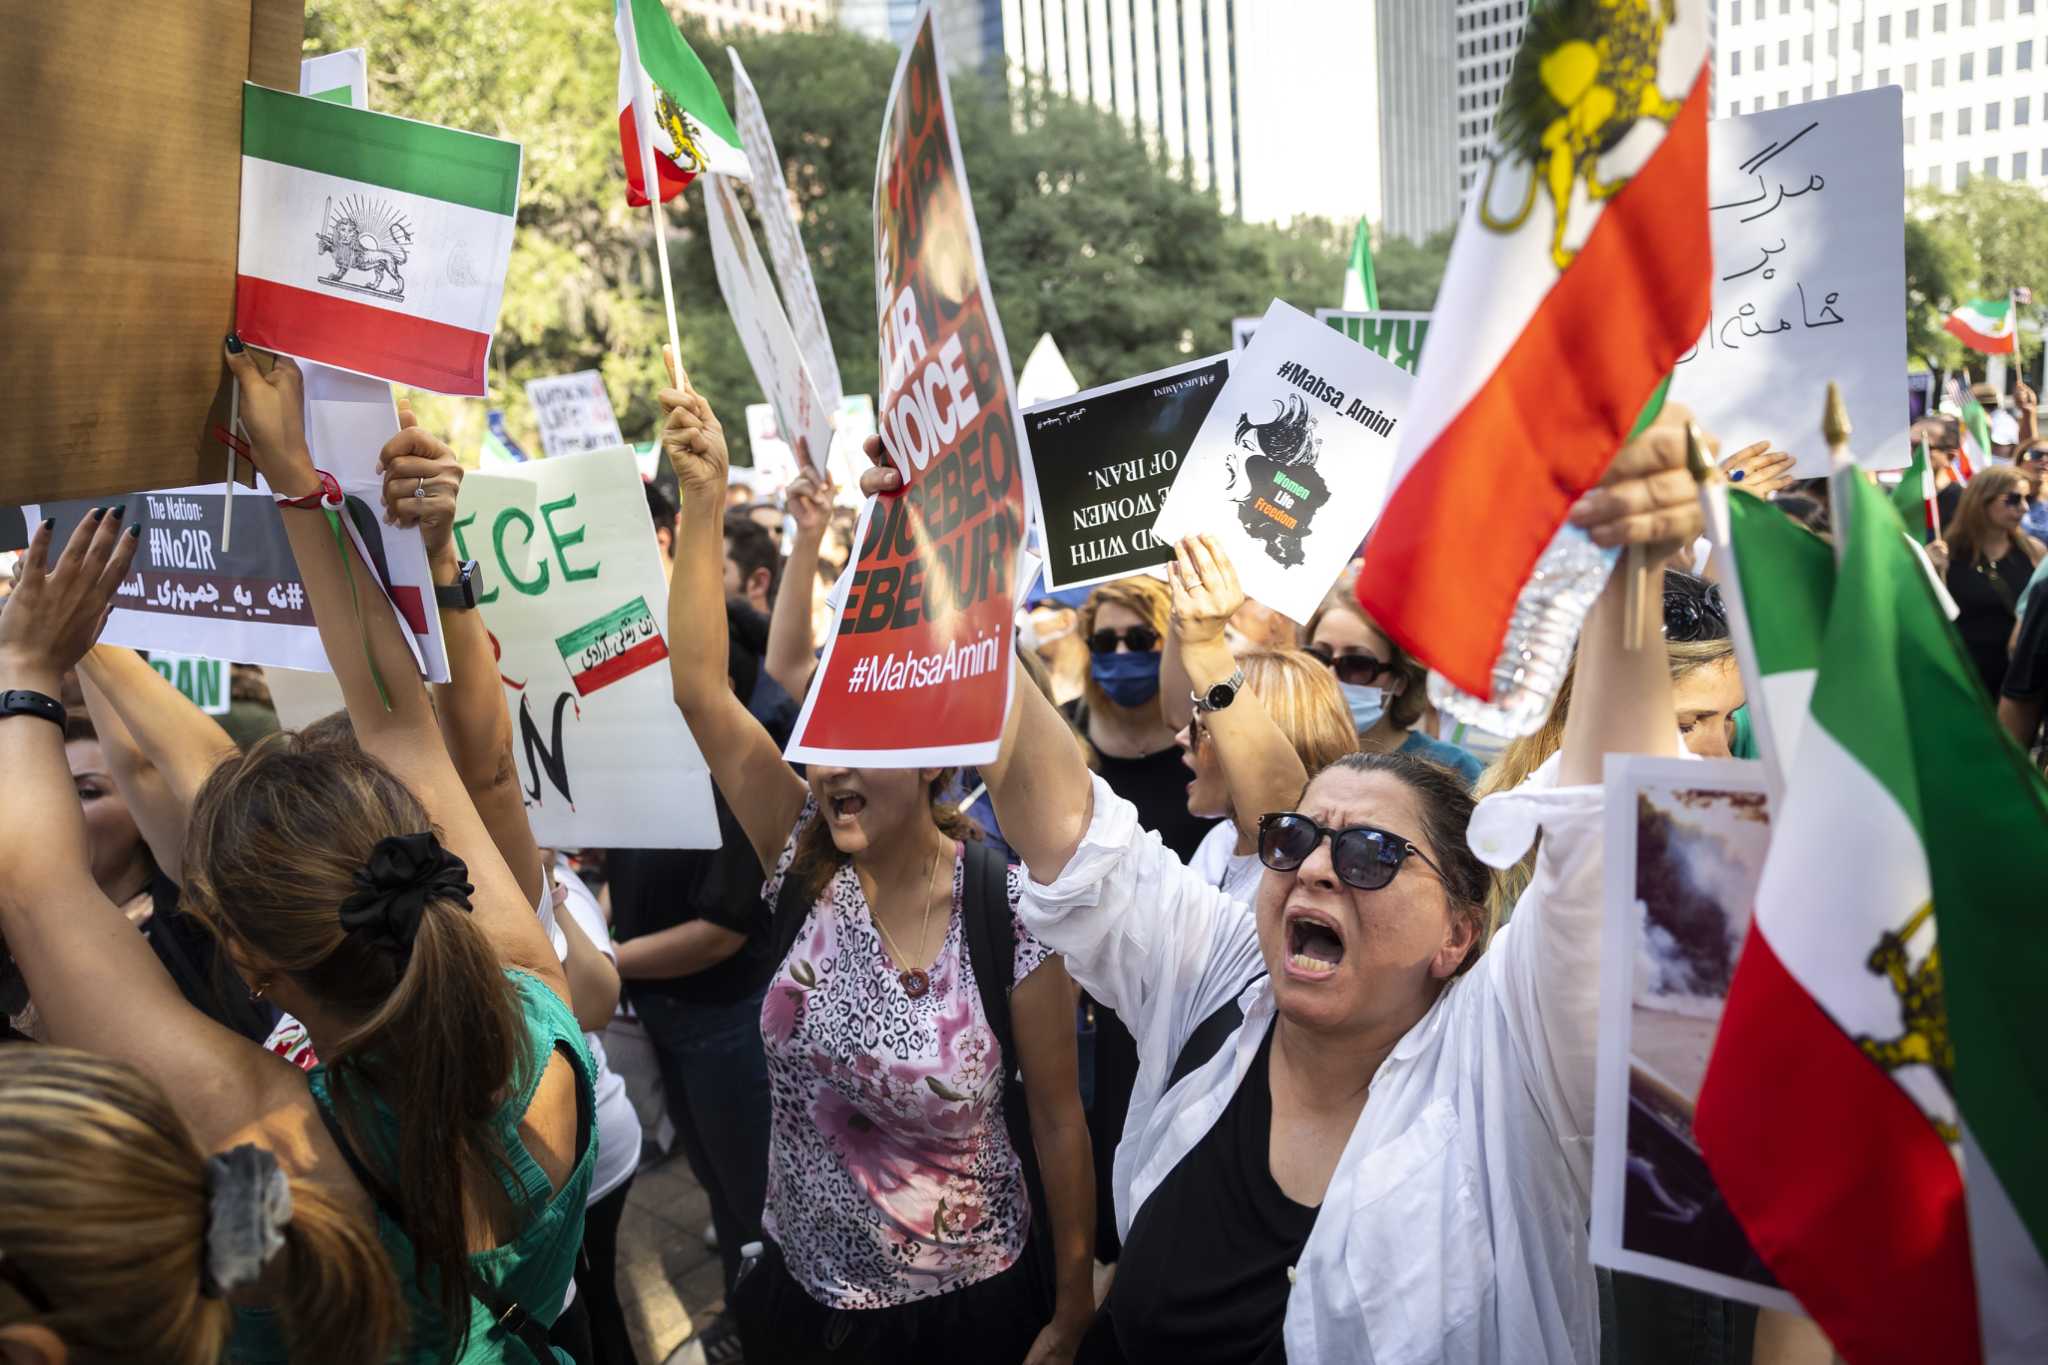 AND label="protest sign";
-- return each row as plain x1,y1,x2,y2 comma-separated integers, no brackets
729,49,843,410
452,446,717,849
1314,309,1433,375
743,404,804,496
1017,334,1082,407
1669,89,1908,477
1593,756,1798,1313
1232,316,1260,352
525,371,626,458
149,653,235,715
1025,355,1230,591
703,172,834,477
1154,300,1409,624
787,11,1029,767
299,47,366,108
826,394,878,505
